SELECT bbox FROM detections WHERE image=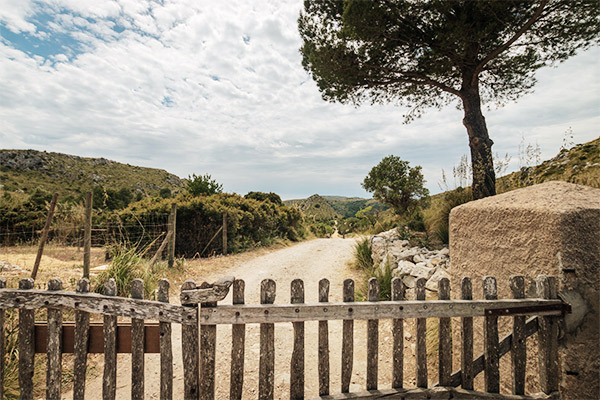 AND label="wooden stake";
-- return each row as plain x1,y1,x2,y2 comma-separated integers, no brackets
222,213,228,256
150,231,172,271
168,203,176,268
83,191,92,279
31,192,58,280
